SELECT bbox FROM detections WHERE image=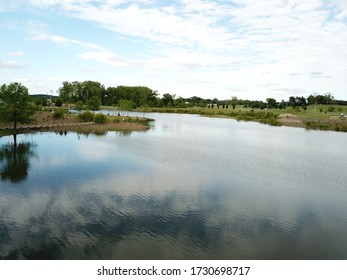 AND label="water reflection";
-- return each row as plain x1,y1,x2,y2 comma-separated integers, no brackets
1,178,346,259
0,134,37,183
1,114,347,260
